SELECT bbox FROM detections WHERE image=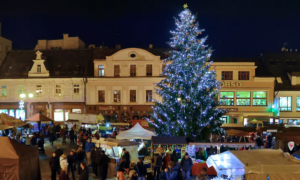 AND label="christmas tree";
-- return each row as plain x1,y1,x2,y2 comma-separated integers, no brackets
150,5,226,141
